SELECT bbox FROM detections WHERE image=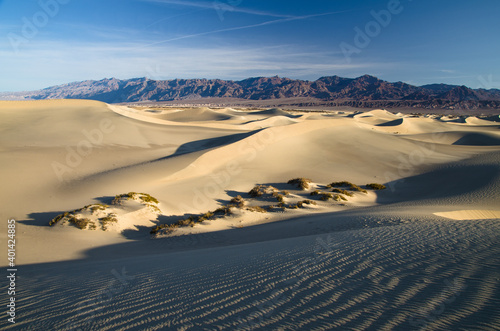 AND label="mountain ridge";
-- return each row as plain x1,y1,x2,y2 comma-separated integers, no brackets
2,75,500,110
